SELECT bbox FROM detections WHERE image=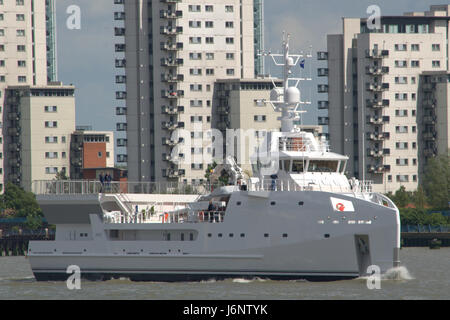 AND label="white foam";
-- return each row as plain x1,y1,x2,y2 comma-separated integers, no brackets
381,266,414,281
